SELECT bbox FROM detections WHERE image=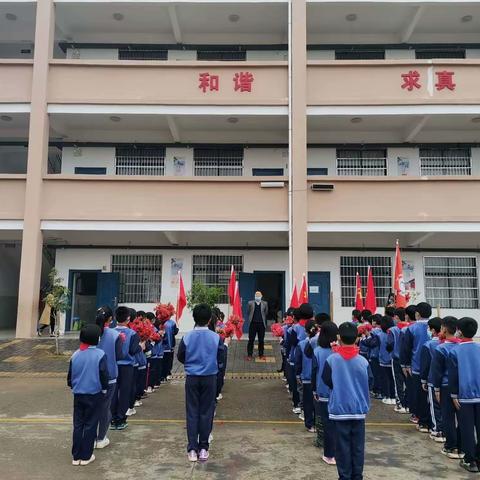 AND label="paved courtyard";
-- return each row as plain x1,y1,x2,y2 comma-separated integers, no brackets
0,338,473,479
